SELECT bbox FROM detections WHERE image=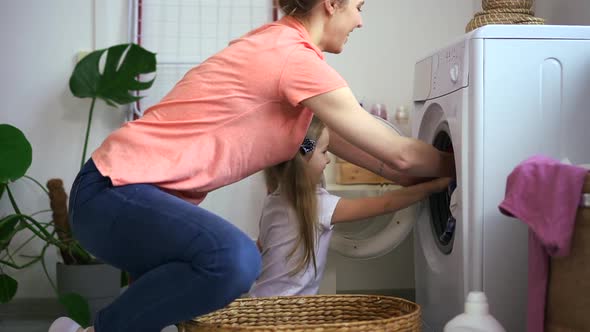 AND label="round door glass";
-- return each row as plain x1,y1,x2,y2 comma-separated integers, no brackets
428,129,455,254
